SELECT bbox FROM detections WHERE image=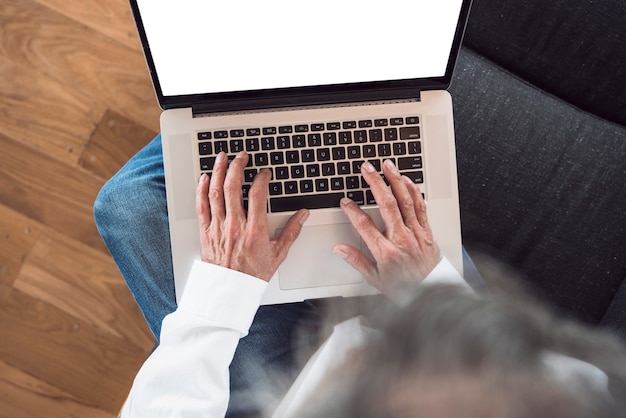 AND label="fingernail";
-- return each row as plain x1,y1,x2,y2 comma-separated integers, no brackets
216,152,226,162
333,247,348,259
199,173,208,184
362,161,376,173
299,210,310,225
384,159,399,174
340,197,352,206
